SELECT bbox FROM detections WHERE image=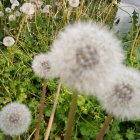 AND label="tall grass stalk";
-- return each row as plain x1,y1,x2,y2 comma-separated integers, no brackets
44,83,62,140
